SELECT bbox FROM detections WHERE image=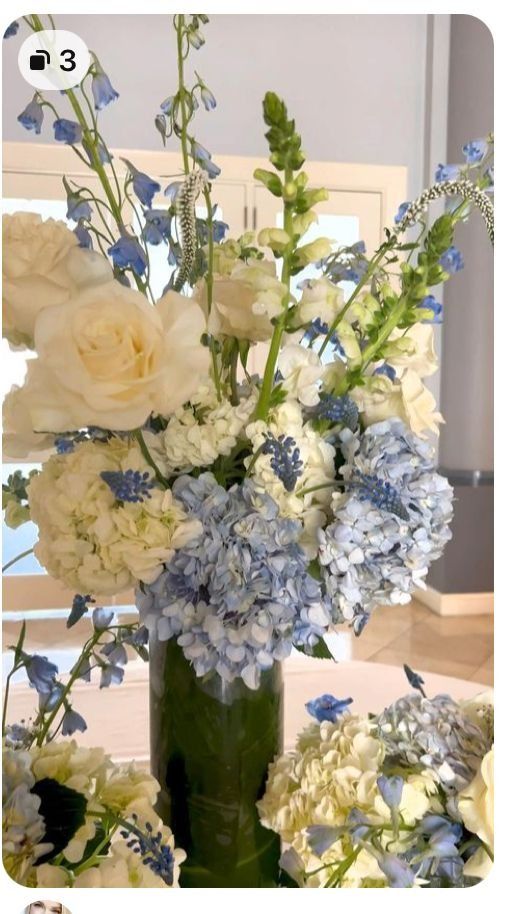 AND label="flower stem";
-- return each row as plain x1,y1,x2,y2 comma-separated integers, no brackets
176,15,190,176
253,167,294,421
134,429,170,489
2,548,34,573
